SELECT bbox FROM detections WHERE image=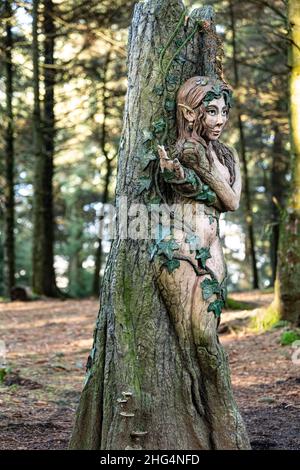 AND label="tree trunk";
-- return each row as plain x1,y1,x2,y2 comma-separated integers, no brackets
273,0,300,324
92,158,112,297
43,0,57,294
269,121,287,286
229,0,259,290
32,0,57,296
3,0,15,299
93,51,113,297
70,0,250,449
